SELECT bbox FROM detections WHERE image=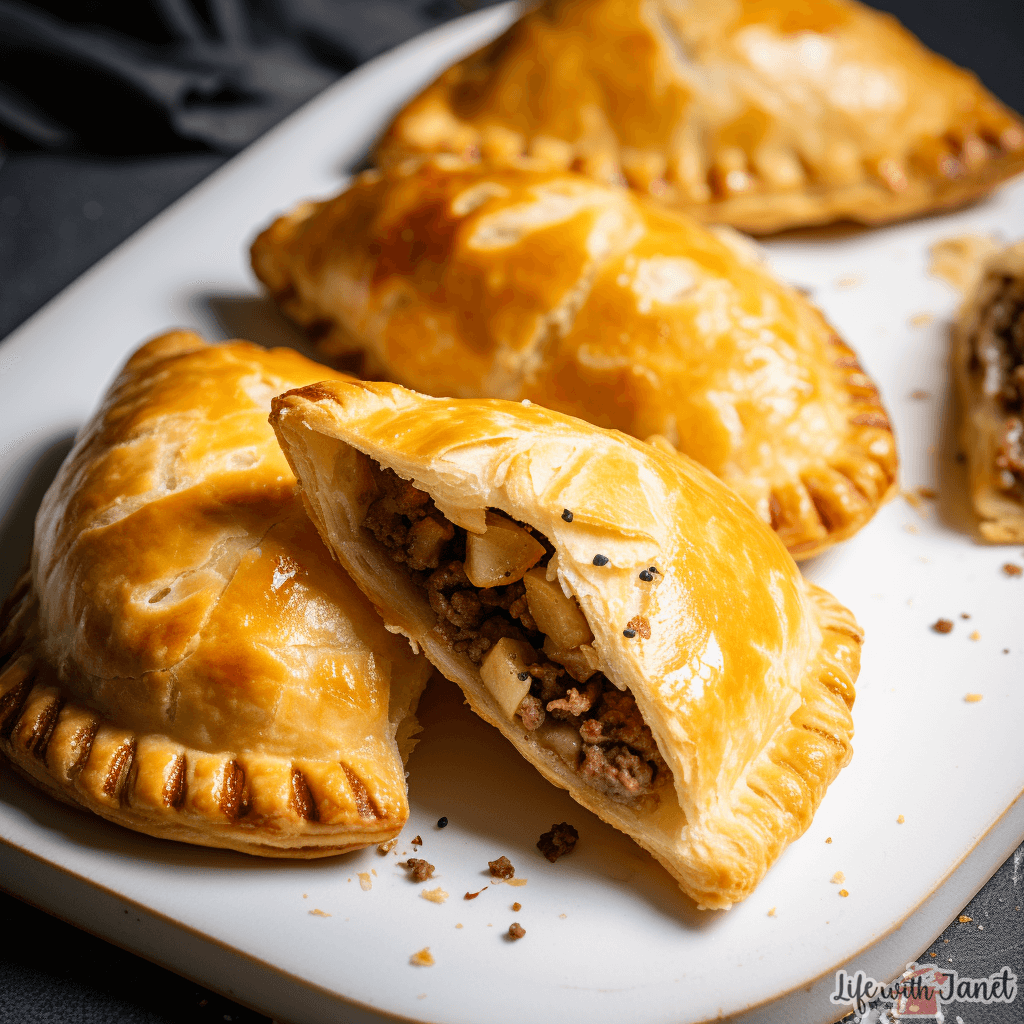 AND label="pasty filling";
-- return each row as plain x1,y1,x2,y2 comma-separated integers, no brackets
972,274,1024,498
362,468,670,806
